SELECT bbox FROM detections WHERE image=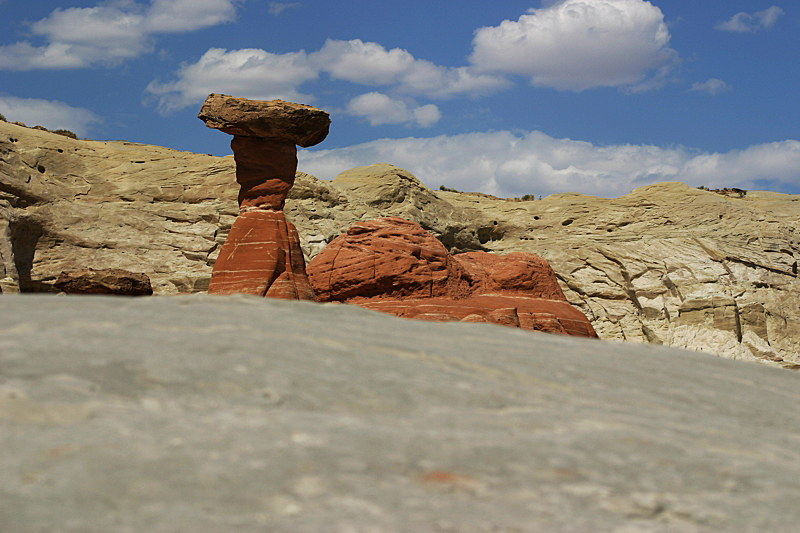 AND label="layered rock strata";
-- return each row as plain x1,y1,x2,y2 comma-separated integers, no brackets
198,94,329,299
307,216,597,337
